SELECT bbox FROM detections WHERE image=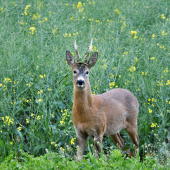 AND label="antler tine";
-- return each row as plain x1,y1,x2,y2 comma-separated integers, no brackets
85,38,93,61
74,40,80,62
